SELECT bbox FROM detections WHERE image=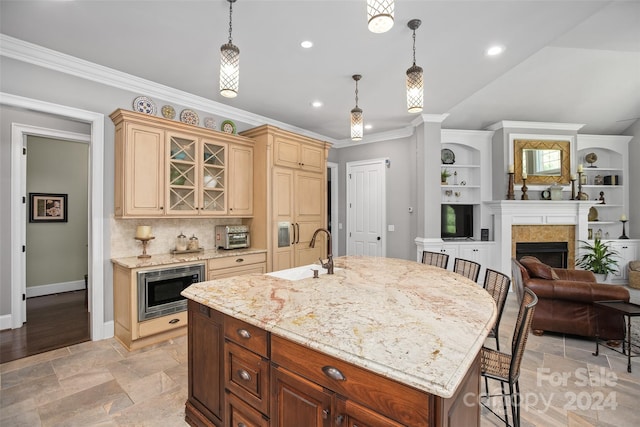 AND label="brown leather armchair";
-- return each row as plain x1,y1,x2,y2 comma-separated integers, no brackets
511,257,629,340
